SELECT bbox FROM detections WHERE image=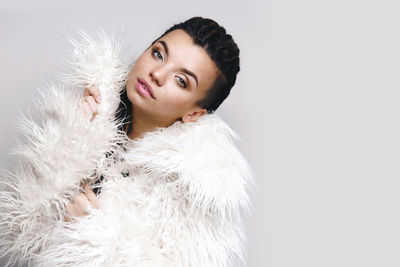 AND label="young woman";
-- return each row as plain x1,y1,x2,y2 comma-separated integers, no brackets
0,17,253,266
